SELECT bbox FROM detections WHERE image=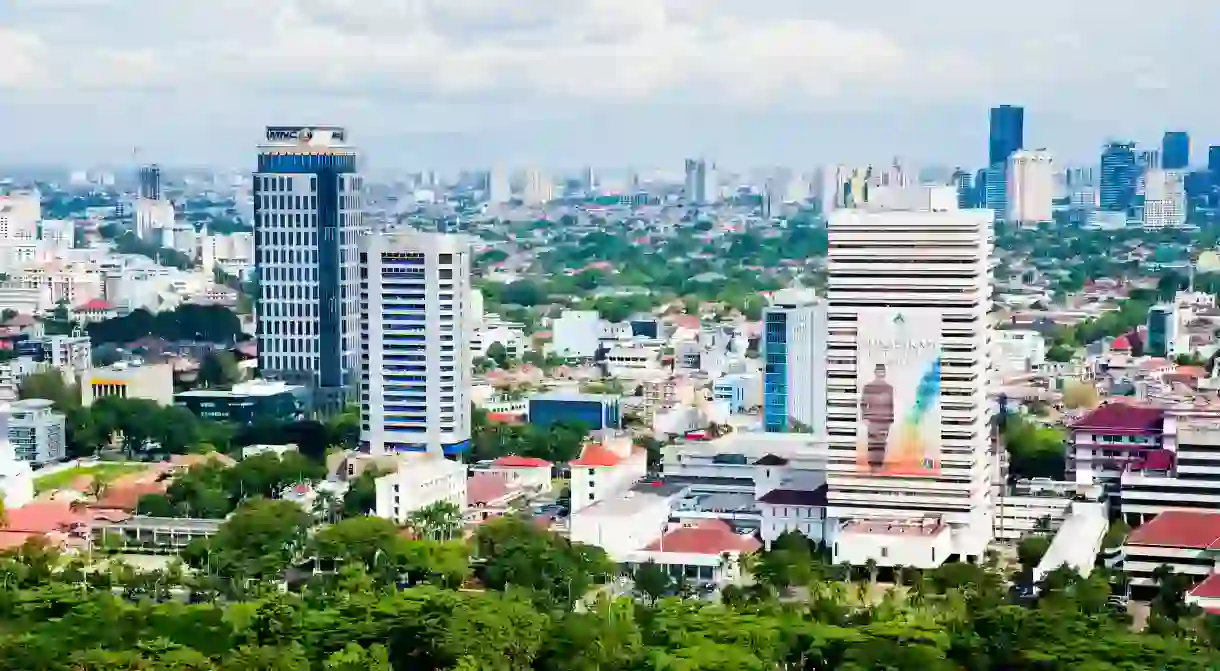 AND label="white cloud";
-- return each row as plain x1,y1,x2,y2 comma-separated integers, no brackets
0,0,936,103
